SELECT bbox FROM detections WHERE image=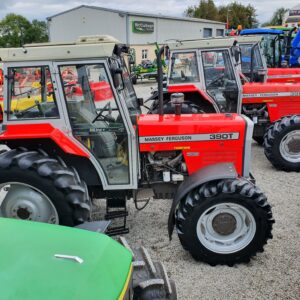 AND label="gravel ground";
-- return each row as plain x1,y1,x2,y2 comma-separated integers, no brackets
121,82,300,299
